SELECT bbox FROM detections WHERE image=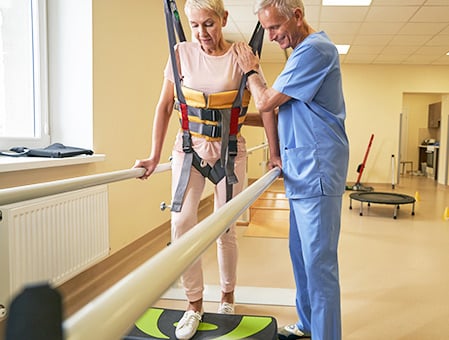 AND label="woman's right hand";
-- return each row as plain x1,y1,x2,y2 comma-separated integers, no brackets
133,158,159,180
